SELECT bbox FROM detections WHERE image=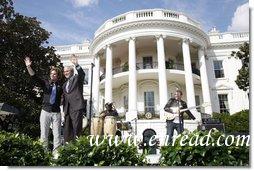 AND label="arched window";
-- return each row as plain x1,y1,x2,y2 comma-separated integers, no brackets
142,129,157,154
